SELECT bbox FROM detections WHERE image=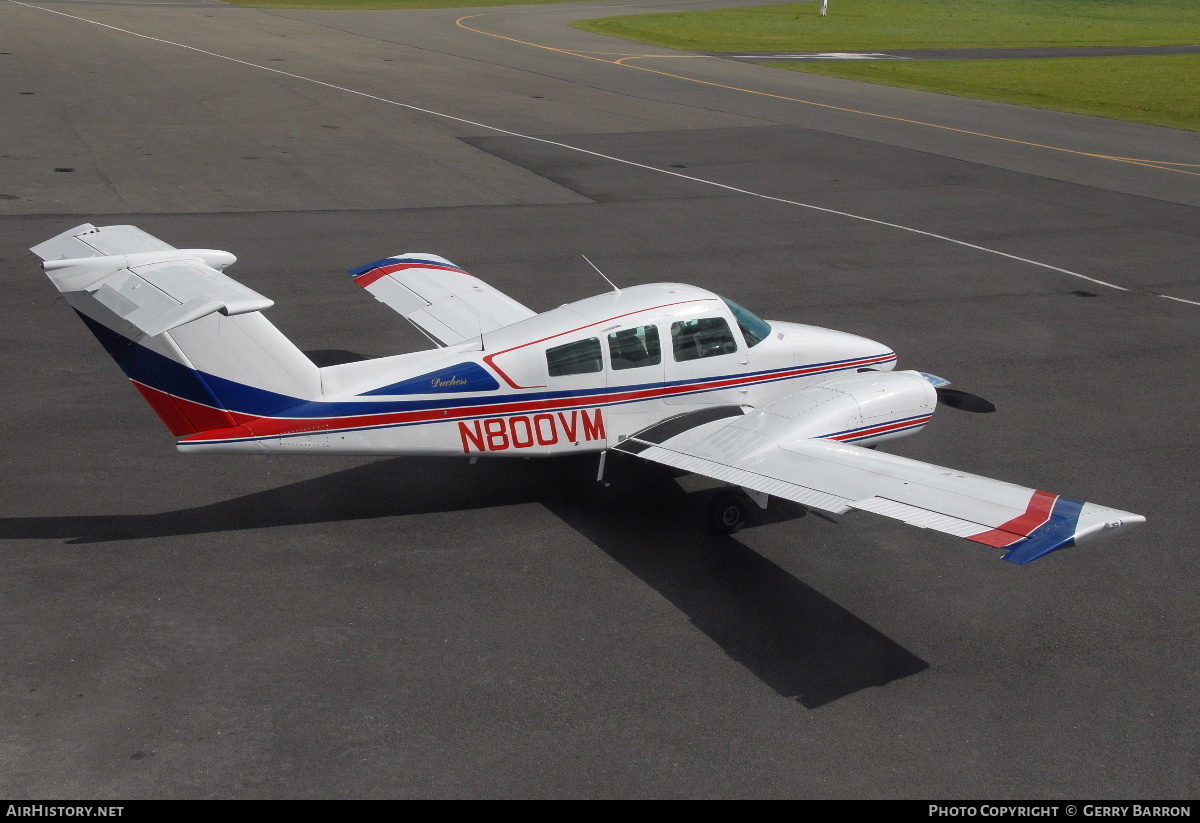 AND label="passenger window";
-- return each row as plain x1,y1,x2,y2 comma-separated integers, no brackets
608,325,661,371
547,337,603,377
671,317,738,362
